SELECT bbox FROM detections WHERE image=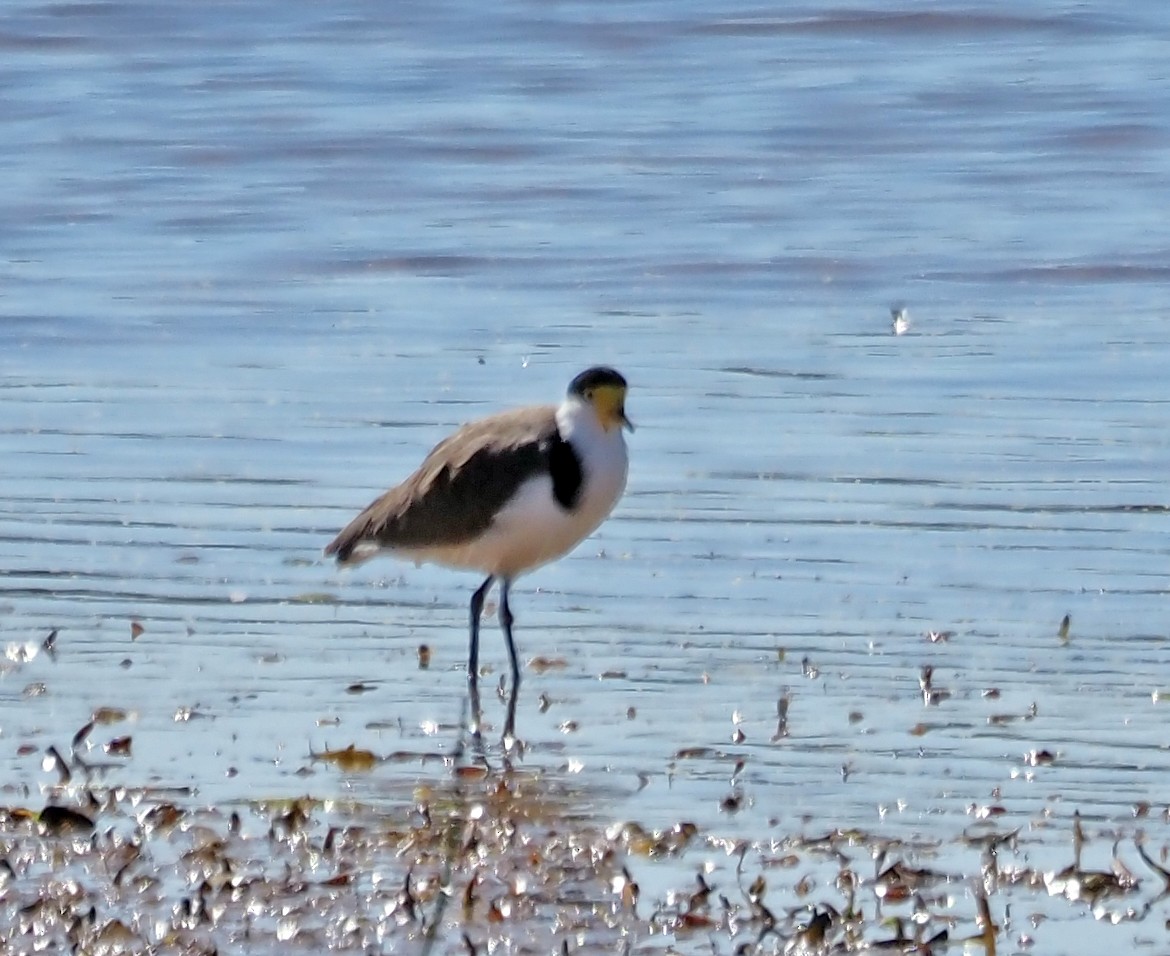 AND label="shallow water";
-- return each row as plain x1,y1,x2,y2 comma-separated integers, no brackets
3,0,1170,950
